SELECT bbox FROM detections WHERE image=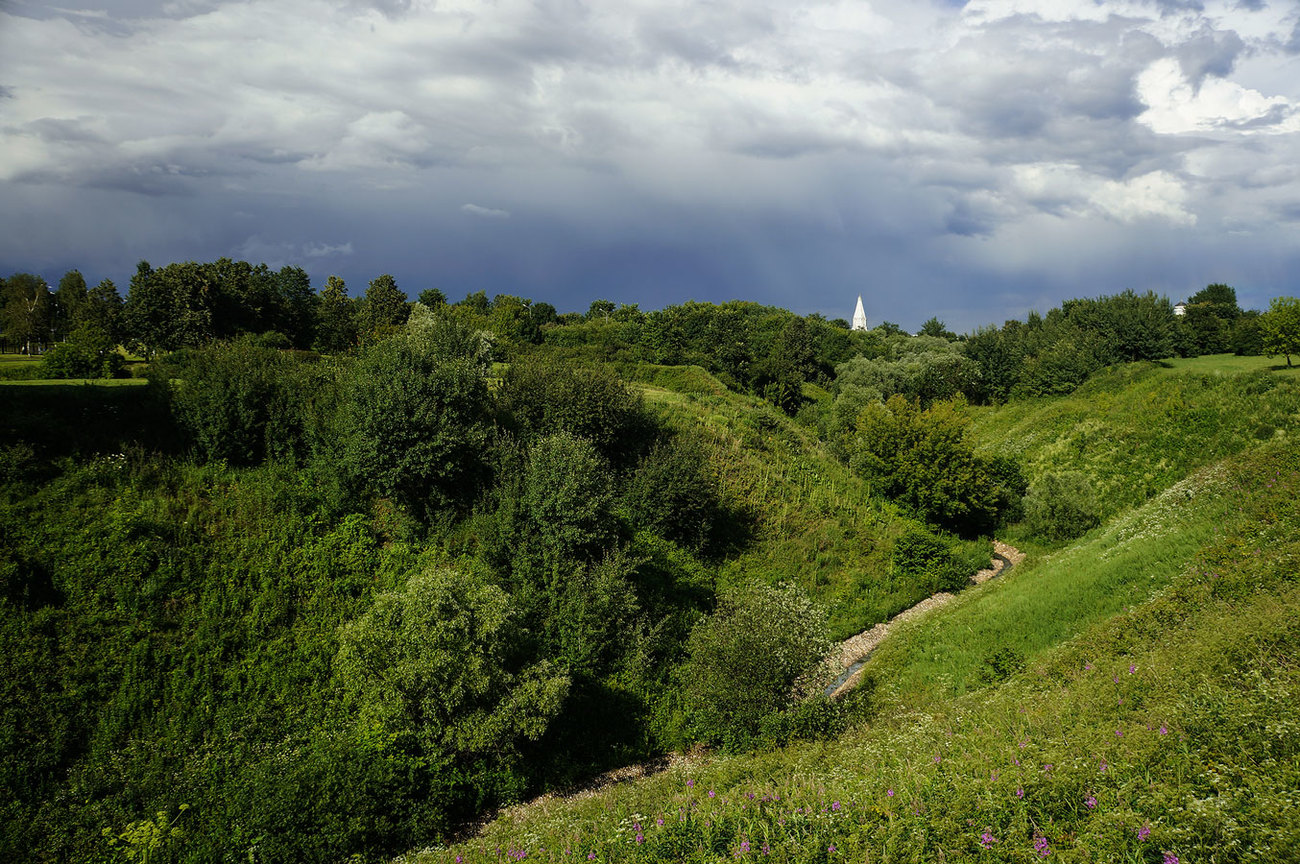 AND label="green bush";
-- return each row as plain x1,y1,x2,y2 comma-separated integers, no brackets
521,431,616,561
166,338,312,465
892,525,969,594
40,325,123,379
338,332,492,514
848,396,1020,535
680,582,831,751
497,354,654,466
1024,470,1102,540
621,435,723,552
